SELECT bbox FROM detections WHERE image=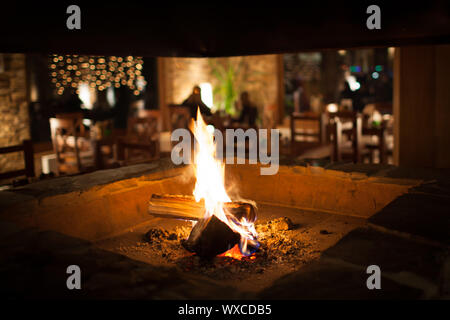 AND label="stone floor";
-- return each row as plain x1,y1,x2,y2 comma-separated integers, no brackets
0,221,248,299
0,195,448,299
